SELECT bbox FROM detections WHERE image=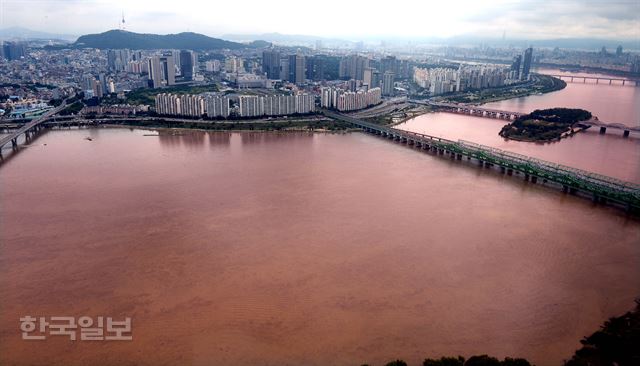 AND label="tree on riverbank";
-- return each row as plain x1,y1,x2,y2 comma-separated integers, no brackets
499,107,592,142
564,299,640,366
